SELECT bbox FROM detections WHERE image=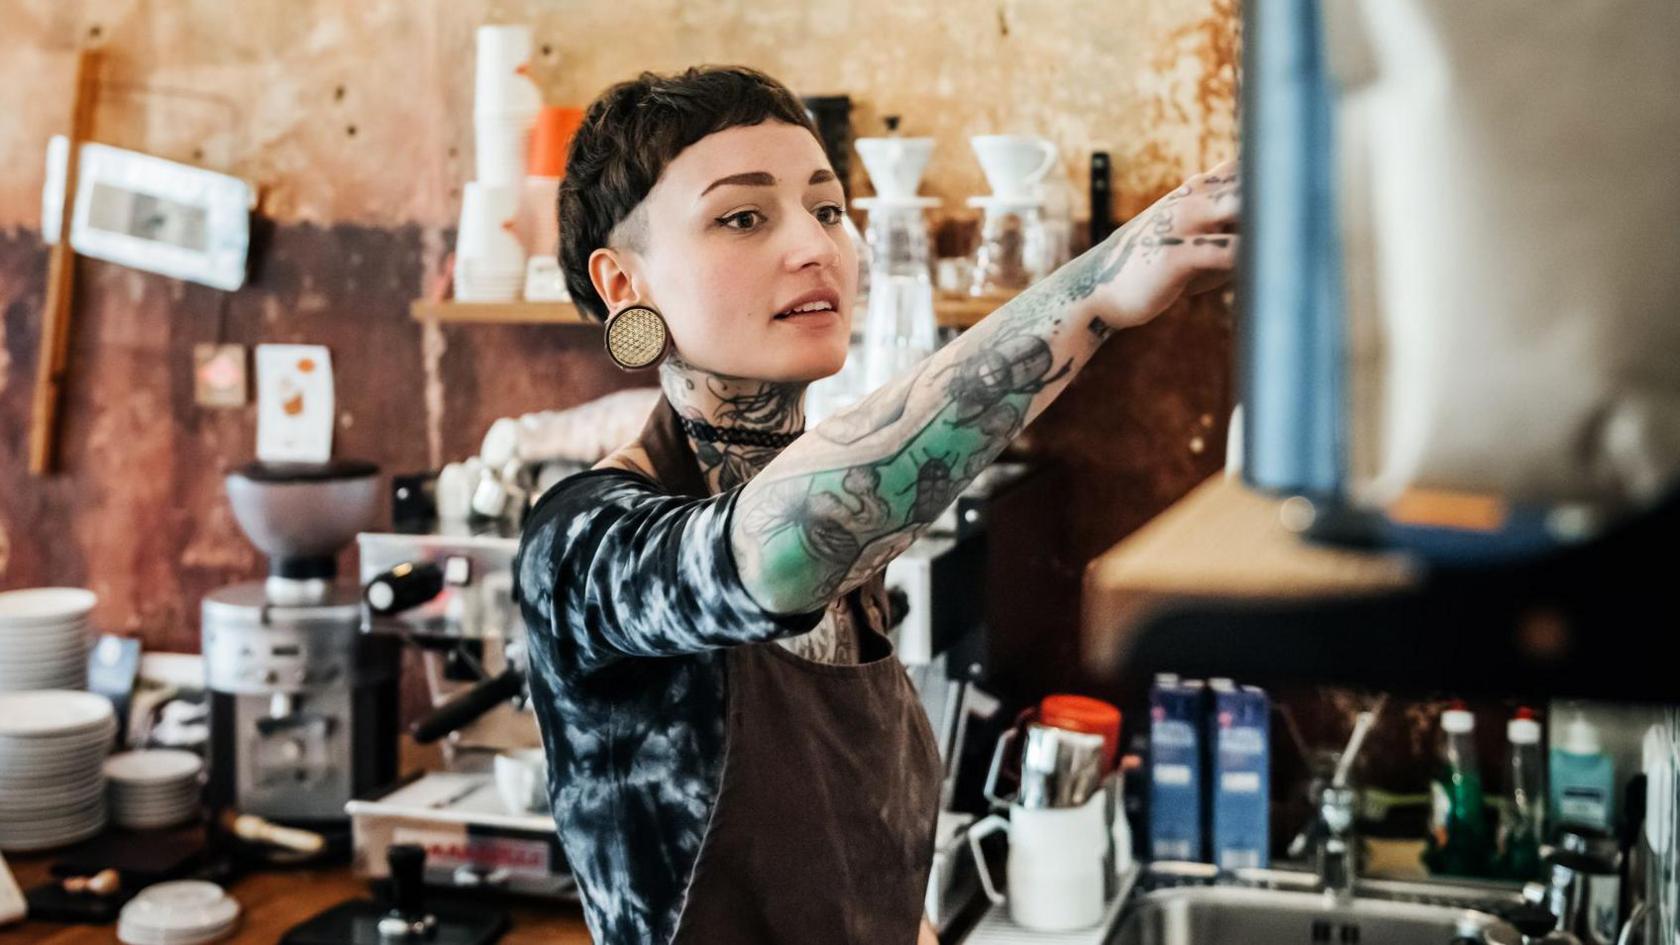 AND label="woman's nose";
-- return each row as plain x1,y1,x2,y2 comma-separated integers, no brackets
783,211,842,272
